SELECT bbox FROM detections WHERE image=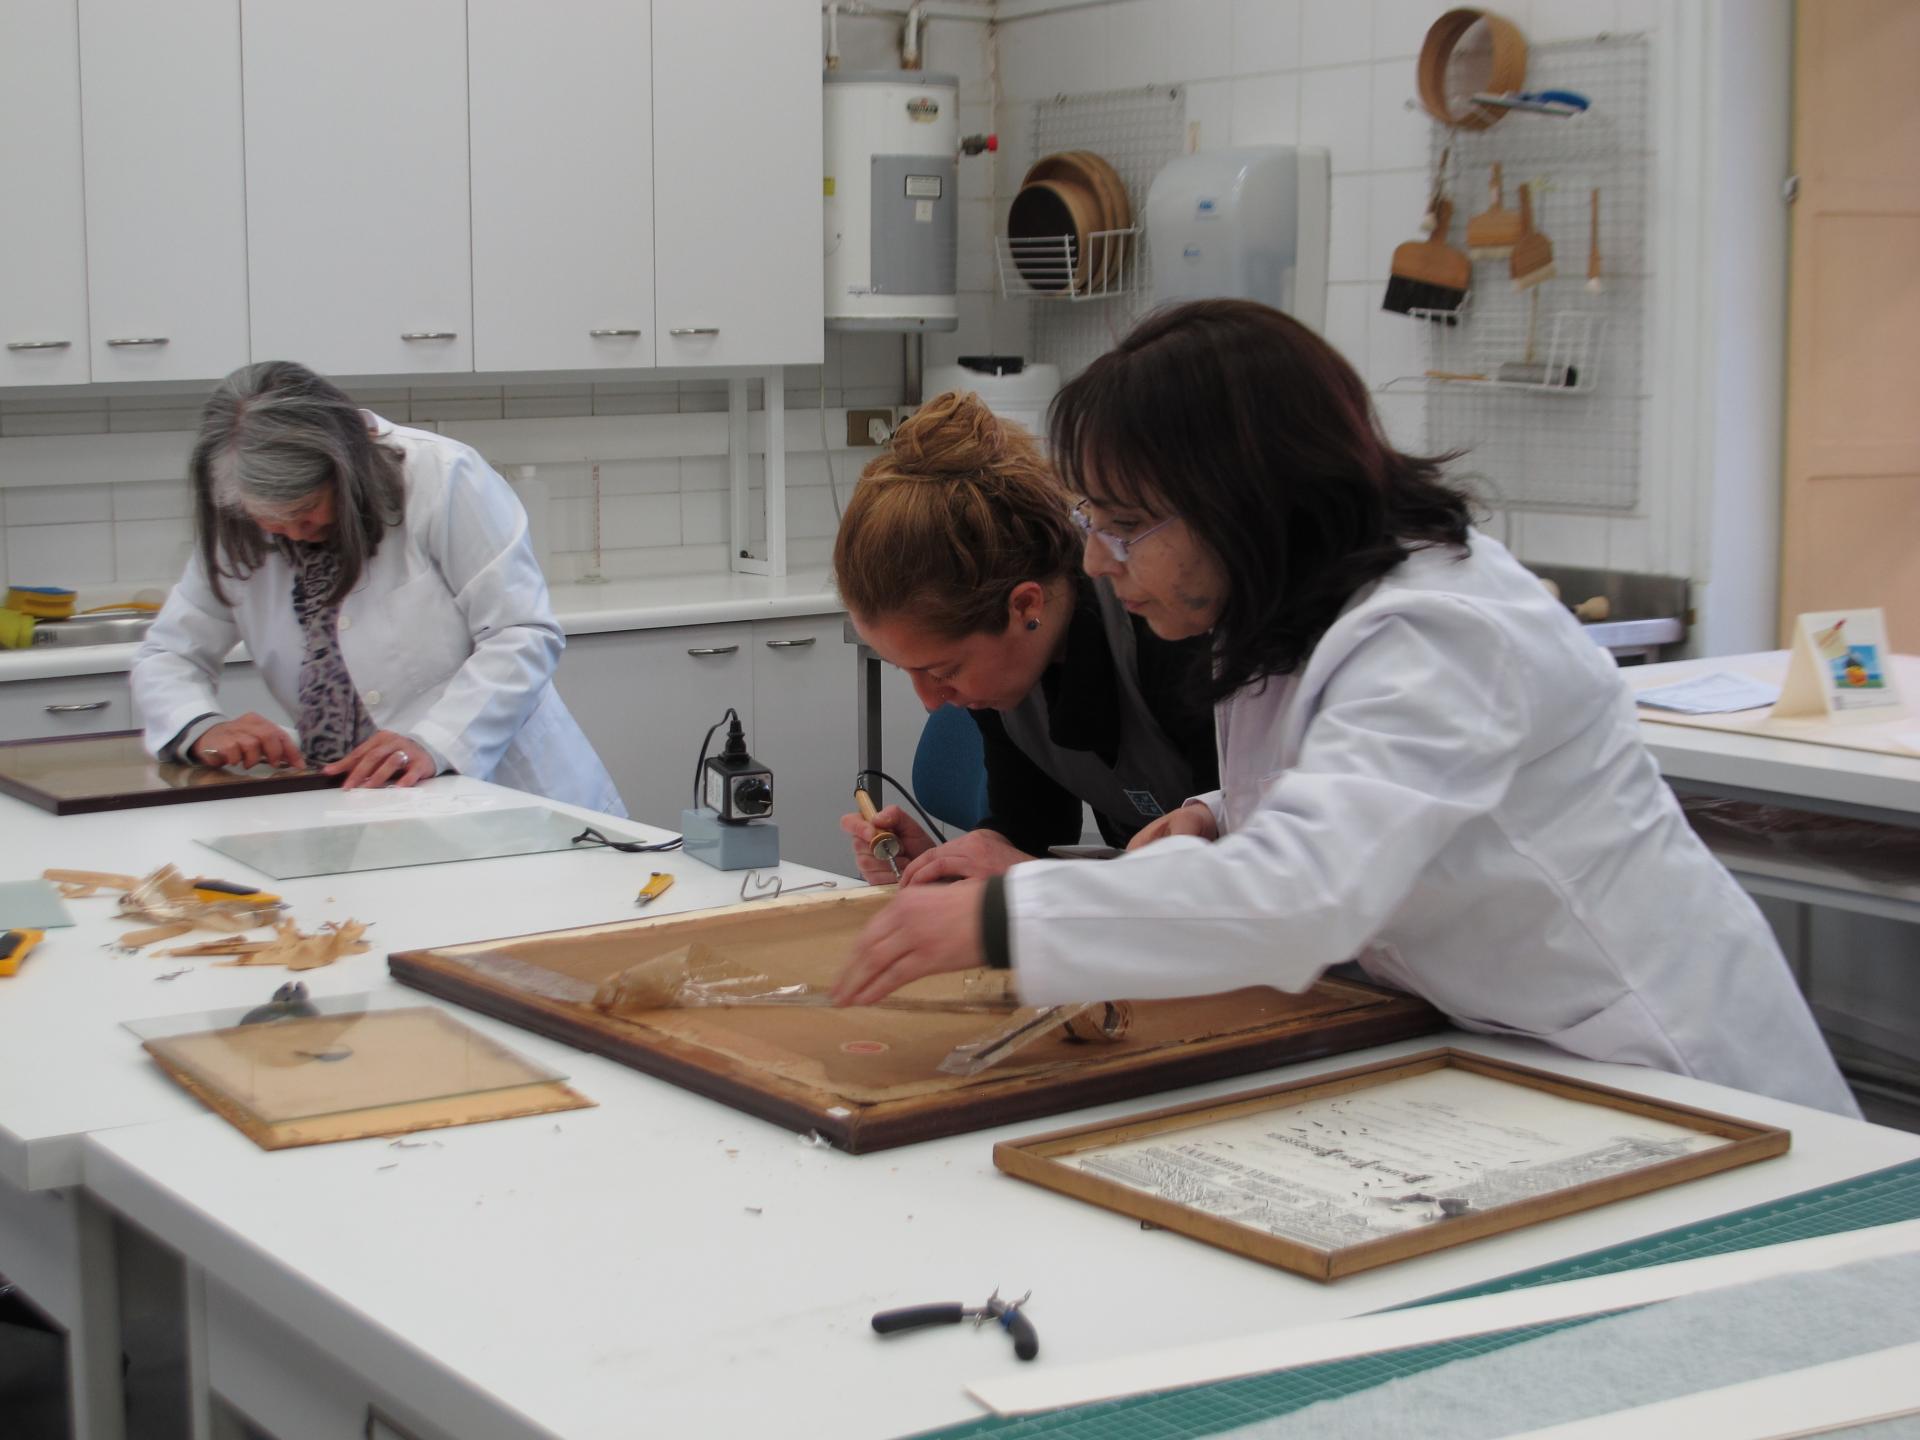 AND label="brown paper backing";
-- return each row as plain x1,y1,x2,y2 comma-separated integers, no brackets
390,888,1443,1152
